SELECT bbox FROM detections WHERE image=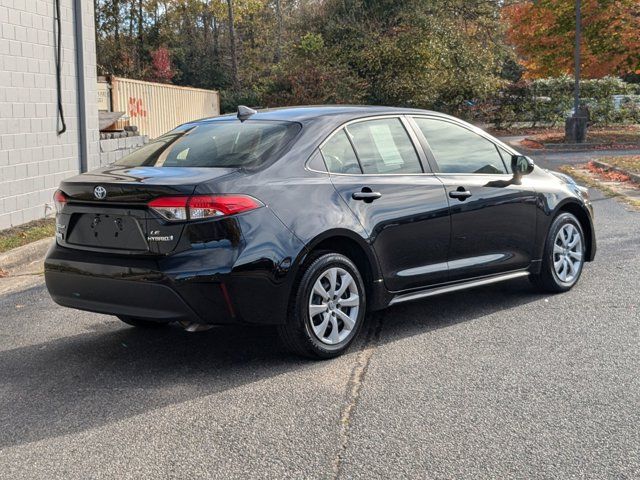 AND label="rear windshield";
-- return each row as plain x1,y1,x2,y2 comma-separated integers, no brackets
115,120,301,168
